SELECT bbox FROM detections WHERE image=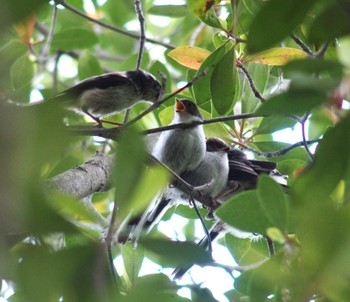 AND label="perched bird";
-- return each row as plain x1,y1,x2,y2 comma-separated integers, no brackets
120,99,206,242
139,137,231,231
152,98,206,175
50,69,161,123
172,148,288,279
